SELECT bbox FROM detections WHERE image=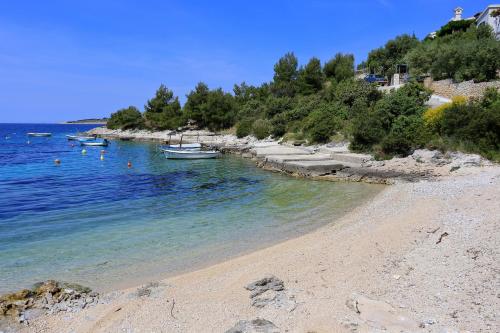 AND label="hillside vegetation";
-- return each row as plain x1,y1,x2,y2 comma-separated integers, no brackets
107,23,500,160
